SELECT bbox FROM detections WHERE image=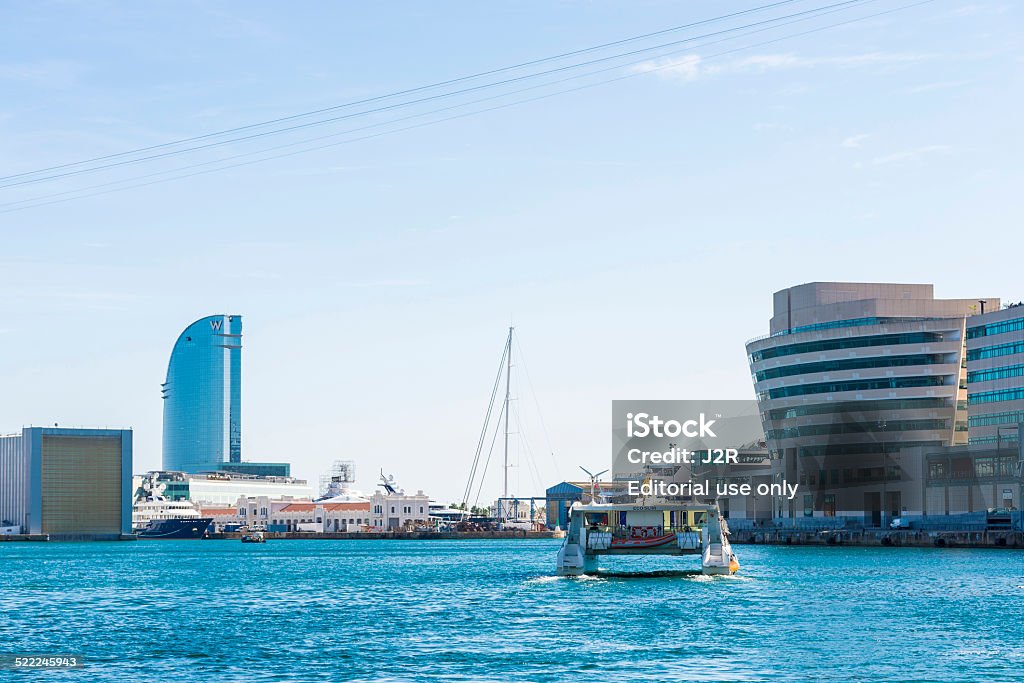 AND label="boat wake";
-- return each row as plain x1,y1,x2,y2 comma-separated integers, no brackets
590,569,702,579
